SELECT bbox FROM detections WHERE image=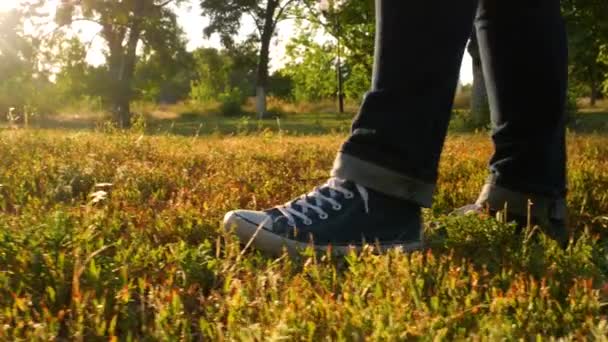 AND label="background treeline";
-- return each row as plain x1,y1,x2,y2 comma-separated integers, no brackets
0,0,607,127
